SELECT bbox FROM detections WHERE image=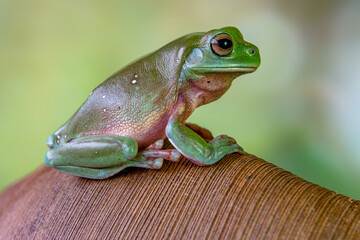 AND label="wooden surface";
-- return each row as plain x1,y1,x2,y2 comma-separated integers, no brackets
0,146,359,239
